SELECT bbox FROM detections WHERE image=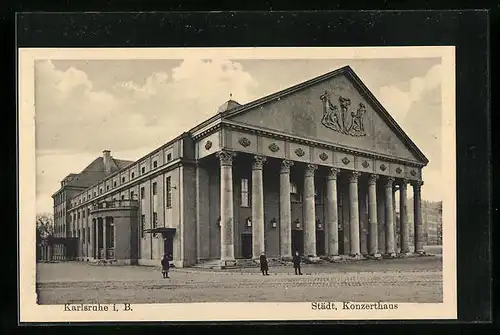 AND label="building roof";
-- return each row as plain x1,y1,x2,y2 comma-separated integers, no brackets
216,99,241,114
54,156,134,196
